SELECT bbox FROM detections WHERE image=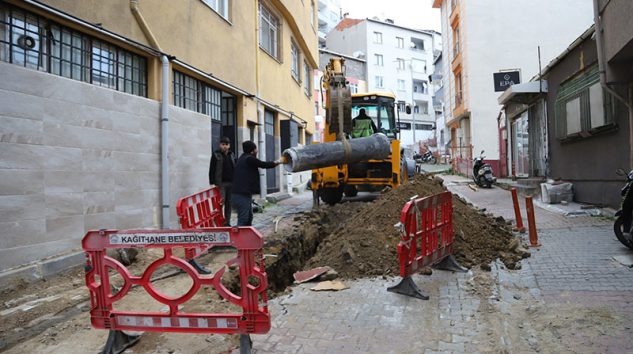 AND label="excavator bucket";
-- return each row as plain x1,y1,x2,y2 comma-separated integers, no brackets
327,84,352,135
